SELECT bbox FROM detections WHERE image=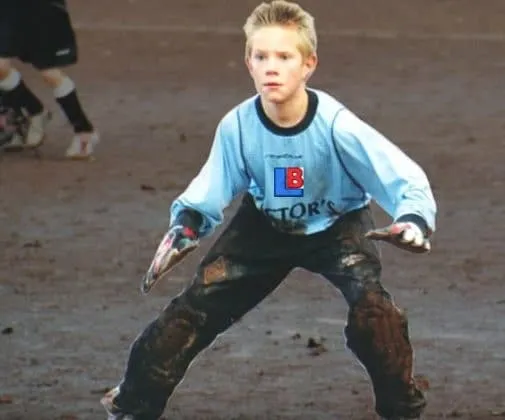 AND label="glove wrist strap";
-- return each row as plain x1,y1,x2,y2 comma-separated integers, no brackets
395,214,430,237
173,209,203,237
